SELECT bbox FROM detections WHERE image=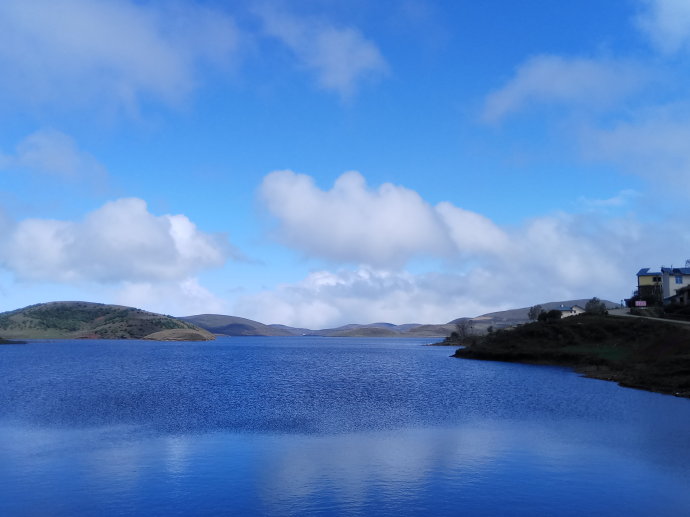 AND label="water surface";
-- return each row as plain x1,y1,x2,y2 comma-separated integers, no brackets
1,337,689,515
